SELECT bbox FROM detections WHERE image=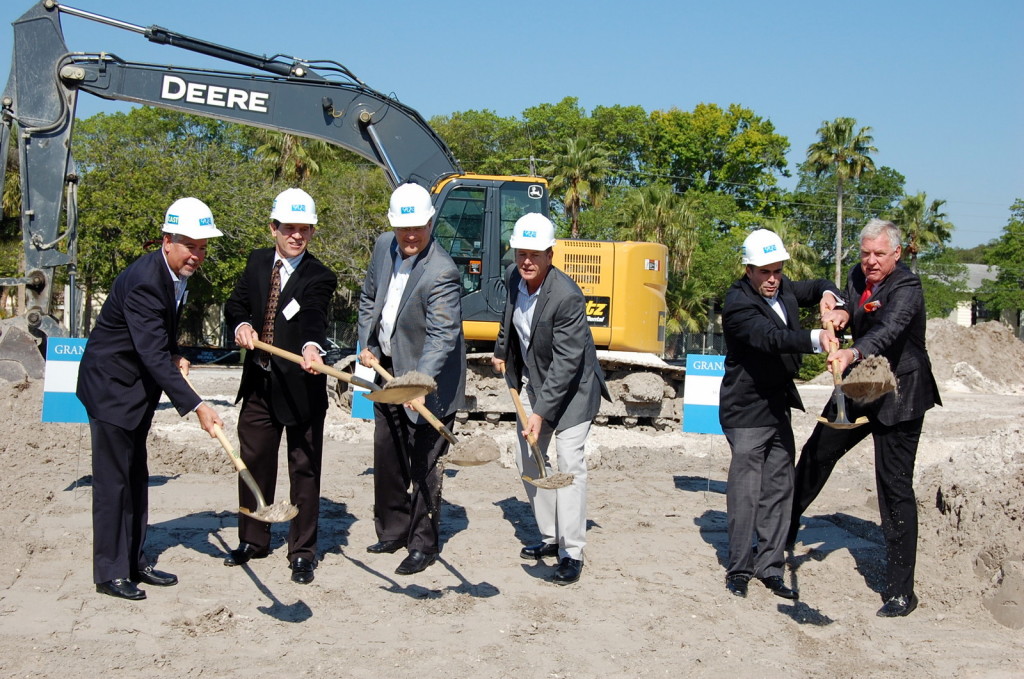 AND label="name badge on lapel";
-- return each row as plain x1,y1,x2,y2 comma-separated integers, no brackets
282,298,301,320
